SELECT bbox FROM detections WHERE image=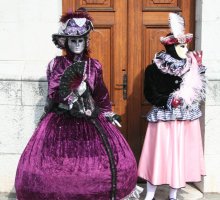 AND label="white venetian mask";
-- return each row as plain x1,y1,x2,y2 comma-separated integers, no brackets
174,43,188,59
67,37,86,54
